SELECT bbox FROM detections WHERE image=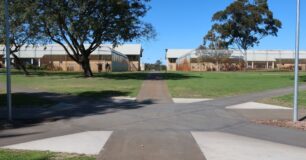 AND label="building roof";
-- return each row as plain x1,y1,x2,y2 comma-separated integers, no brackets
170,49,306,61
0,44,142,58
244,50,306,61
106,44,142,56
173,49,306,62
165,49,193,58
